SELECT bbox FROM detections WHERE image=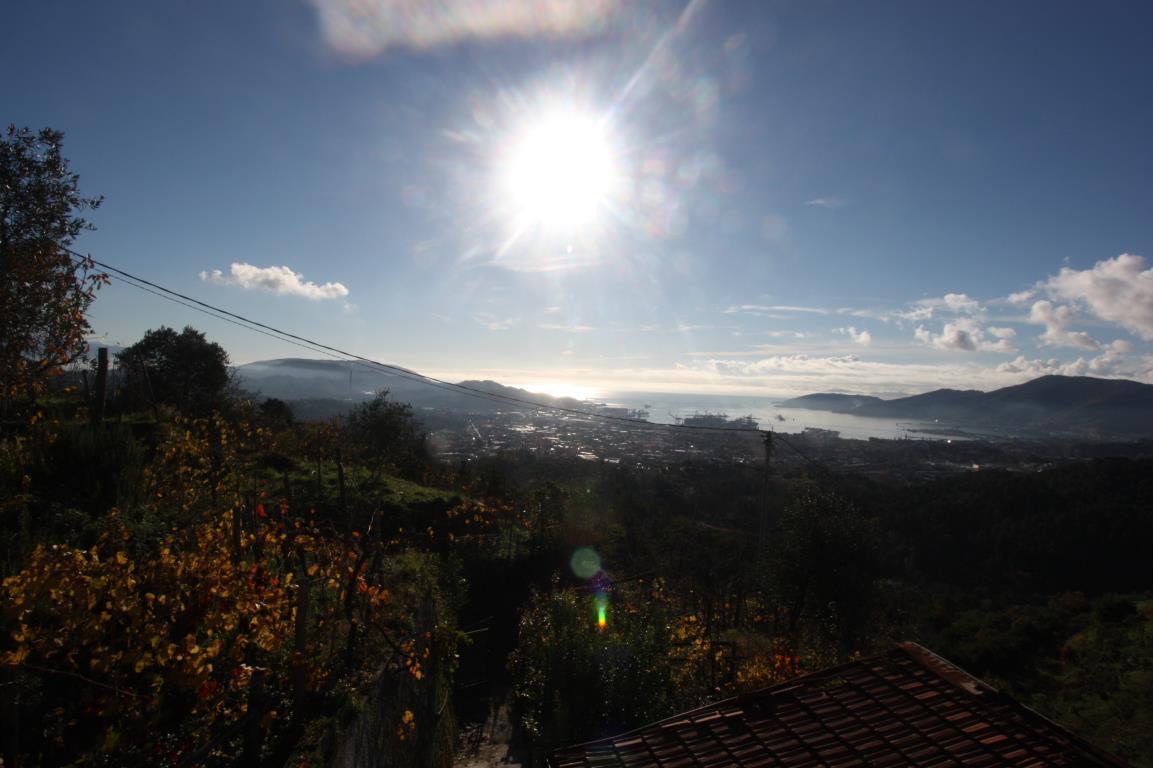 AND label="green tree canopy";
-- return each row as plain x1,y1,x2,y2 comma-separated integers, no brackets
0,126,104,400
345,390,429,478
116,326,231,416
